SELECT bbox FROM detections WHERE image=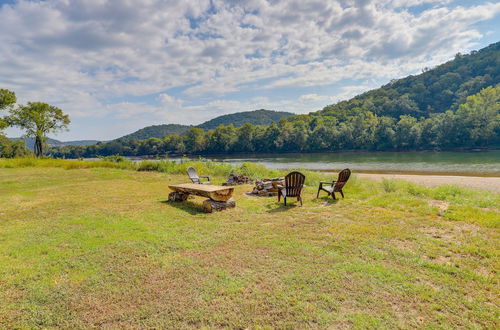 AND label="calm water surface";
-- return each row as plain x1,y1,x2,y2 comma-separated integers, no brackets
171,151,500,176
